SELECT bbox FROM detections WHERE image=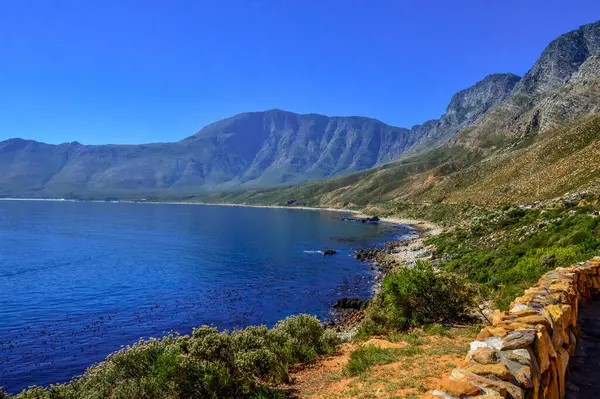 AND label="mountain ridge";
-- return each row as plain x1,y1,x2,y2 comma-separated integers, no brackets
2,20,599,200
0,72,519,198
